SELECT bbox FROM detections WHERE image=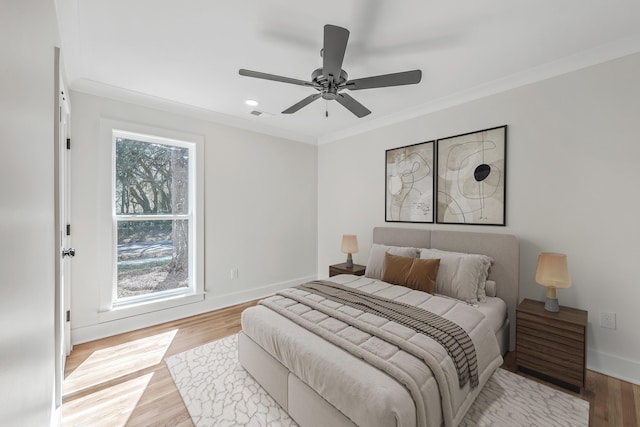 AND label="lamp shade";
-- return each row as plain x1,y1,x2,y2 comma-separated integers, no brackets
341,234,359,254
535,253,571,289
